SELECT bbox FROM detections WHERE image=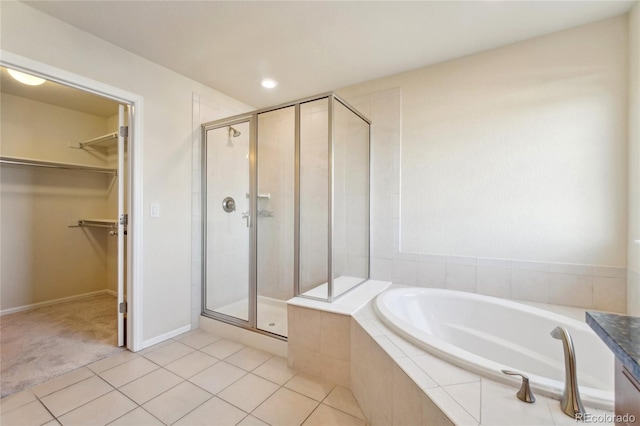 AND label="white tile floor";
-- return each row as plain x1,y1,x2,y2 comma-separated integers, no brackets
0,330,367,426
